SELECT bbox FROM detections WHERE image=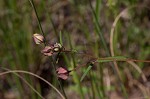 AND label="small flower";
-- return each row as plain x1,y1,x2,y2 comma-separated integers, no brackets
56,67,69,80
33,33,44,44
41,46,54,56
